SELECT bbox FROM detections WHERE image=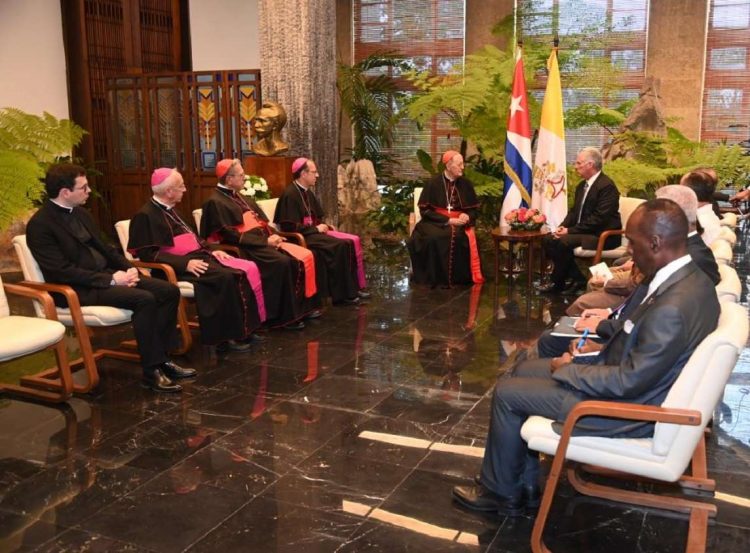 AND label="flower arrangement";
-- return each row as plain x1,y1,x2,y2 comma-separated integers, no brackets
240,175,270,200
504,207,546,231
